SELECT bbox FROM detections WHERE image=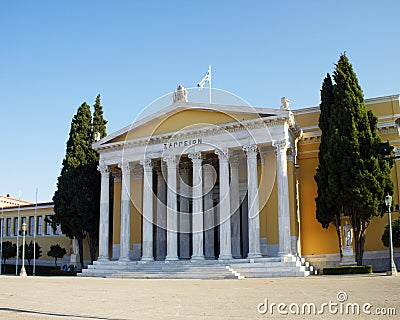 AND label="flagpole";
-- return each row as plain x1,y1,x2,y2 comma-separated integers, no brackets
15,191,21,275
33,188,38,276
209,65,212,104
